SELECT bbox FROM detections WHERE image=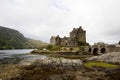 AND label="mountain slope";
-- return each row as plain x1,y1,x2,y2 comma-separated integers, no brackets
24,38,48,49
0,26,27,49
0,26,47,49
